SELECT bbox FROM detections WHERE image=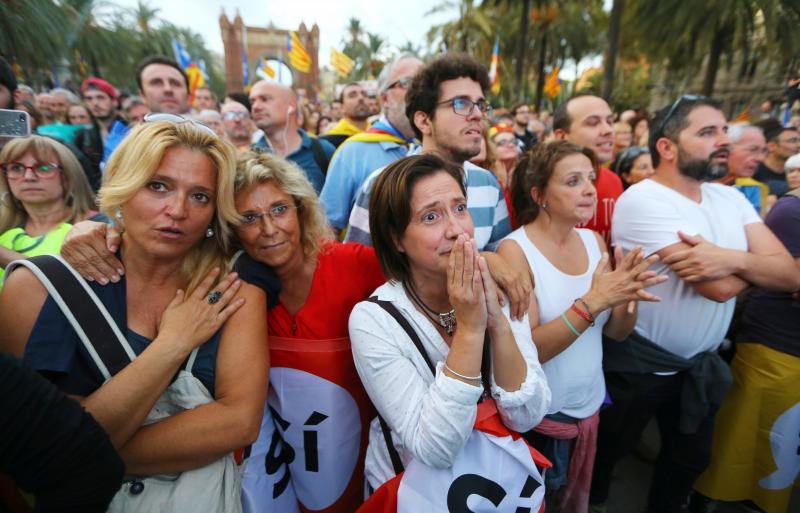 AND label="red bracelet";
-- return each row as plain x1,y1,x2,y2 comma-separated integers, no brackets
571,301,594,325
